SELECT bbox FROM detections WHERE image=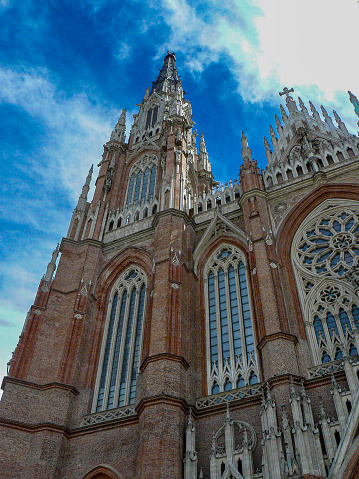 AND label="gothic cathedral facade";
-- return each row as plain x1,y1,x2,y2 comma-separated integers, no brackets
1,52,359,479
